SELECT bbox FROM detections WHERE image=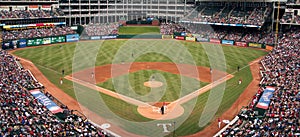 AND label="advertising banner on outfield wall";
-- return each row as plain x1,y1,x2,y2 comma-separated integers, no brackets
51,36,57,44
66,34,79,42
35,38,43,45
221,40,234,45
2,41,12,50
18,39,27,48
235,42,247,47
196,37,209,42
51,36,63,44
91,36,101,40
27,39,35,46
101,35,117,39
209,39,220,44
249,43,262,48
185,37,196,42
162,35,173,39
43,37,51,45
27,38,43,46
175,36,185,40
